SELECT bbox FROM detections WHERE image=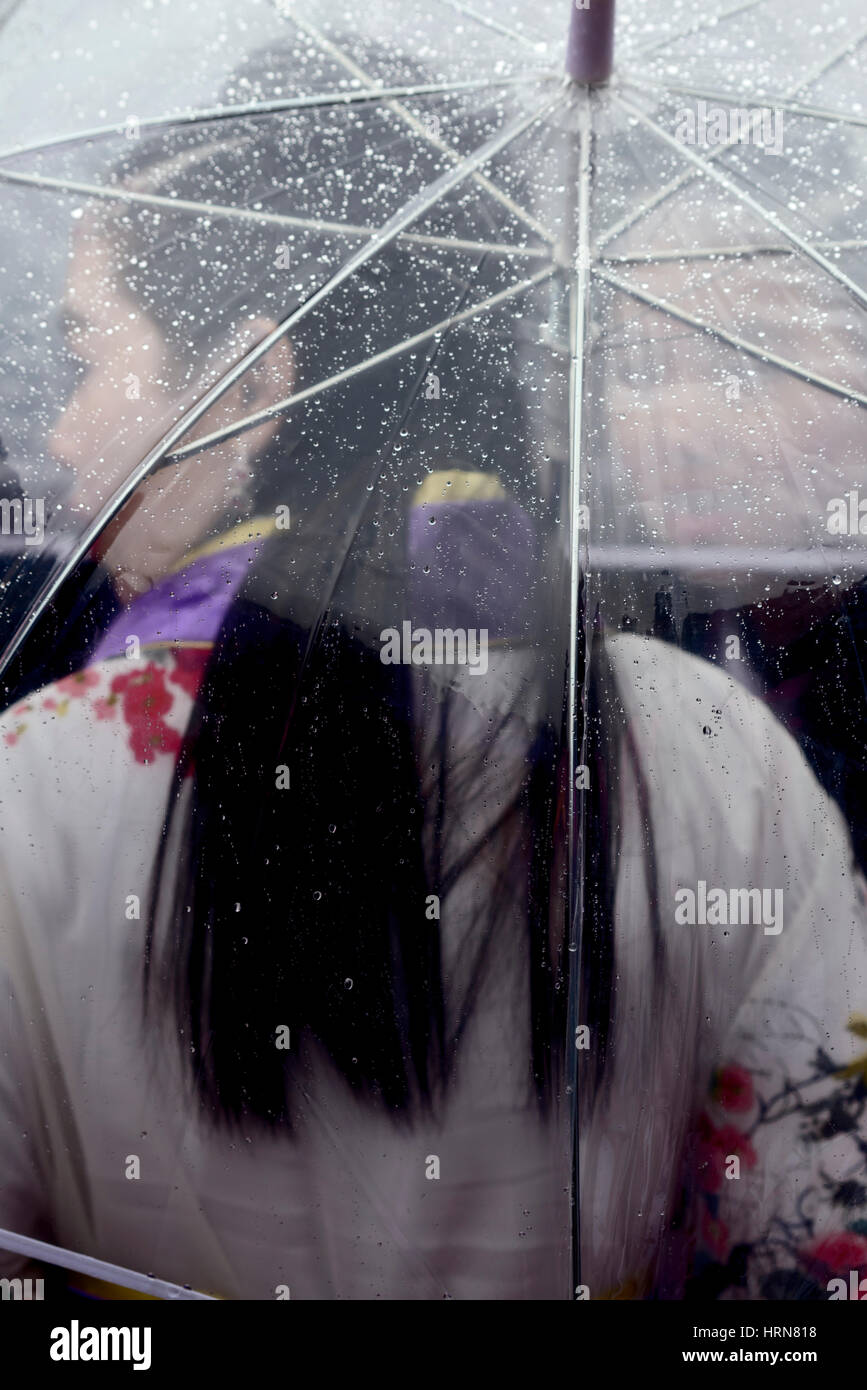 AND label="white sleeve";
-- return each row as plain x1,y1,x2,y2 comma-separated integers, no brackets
692,772,867,1299
0,952,52,1276
603,635,867,1298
